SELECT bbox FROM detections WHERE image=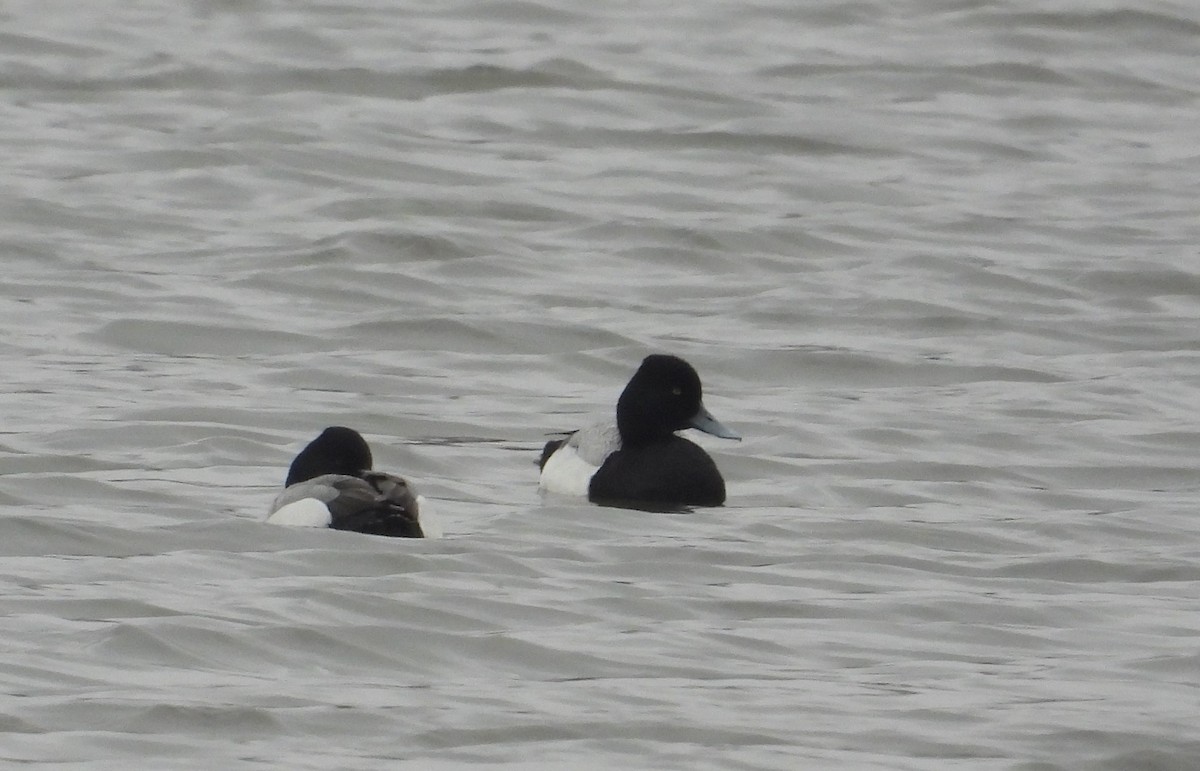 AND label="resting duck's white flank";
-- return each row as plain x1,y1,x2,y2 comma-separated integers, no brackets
539,355,741,508
267,426,426,538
